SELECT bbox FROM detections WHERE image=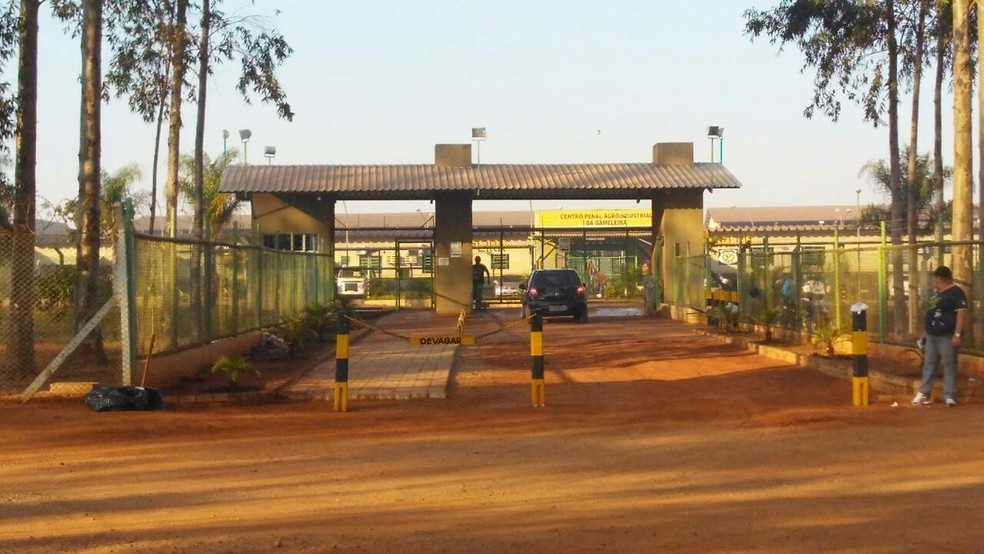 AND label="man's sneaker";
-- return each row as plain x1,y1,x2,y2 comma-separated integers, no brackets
911,392,931,406
945,397,957,408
